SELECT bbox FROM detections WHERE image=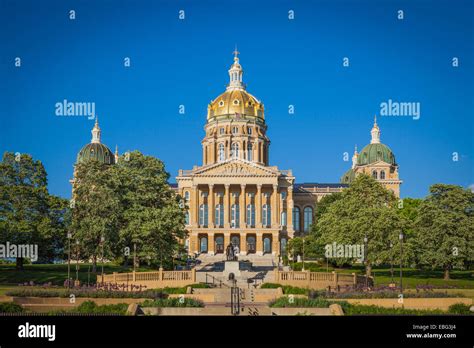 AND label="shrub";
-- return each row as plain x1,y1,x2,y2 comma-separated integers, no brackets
448,303,472,315
6,288,168,299
0,302,24,313
75,301,128,315
141,298,204,308
339,303,444,315
261,283,308,295
269,296,332,308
